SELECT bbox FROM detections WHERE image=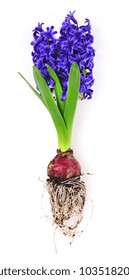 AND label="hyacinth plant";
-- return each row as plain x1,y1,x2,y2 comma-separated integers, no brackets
18,11,95,237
